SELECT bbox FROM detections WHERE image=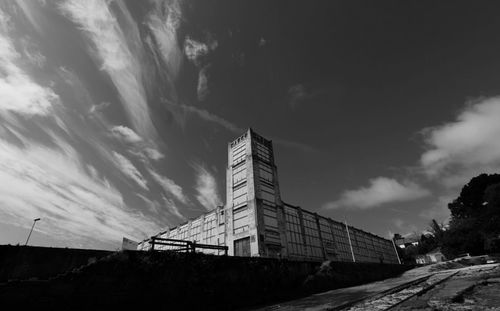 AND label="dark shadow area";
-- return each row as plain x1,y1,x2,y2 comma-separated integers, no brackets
0,246,411,310
0,245,111,282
